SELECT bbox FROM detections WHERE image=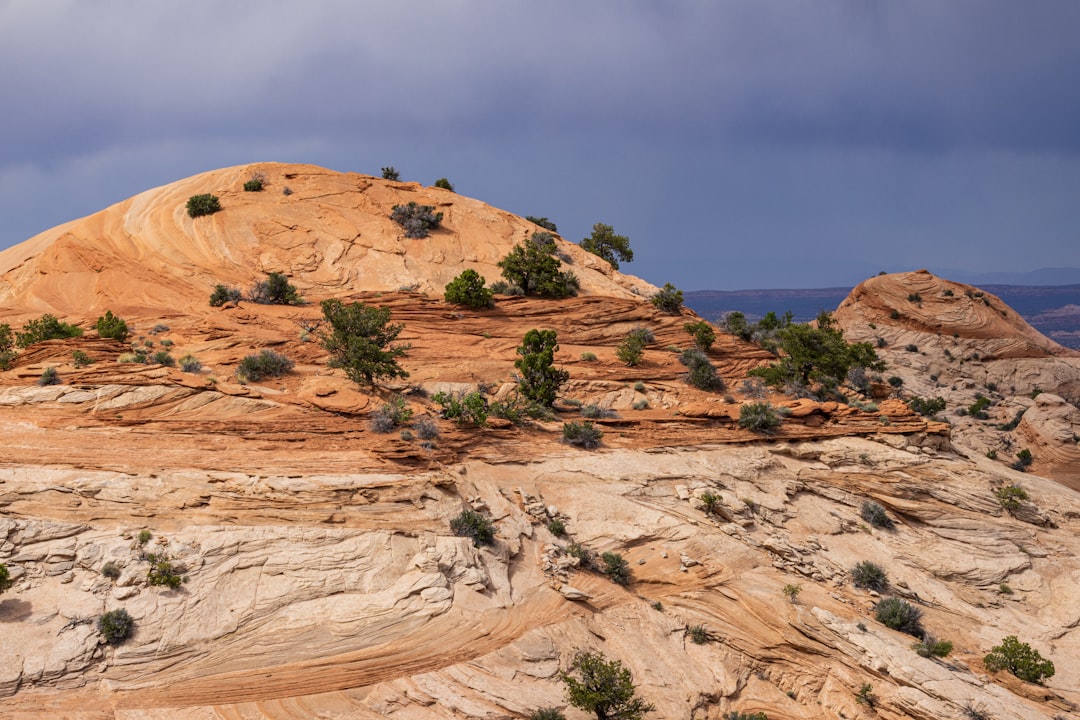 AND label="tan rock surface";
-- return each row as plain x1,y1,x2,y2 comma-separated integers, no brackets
1,167,1078,719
